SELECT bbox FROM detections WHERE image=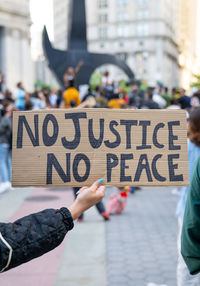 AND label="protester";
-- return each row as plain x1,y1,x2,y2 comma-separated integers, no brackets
56,89,63,108
161,87,172,108
102,71,112,89
49,89,58,107
194,89,200,102
108,93,126,109
93,86,101,98
141,88,160,109
62,80,81,108
0,103,14,193
181,156,200,276
15,82,27,110
63,61,83,88
96,90,108,108
24,98,33,111
42,88,51,108
152,87,166,108
176,108,200,285
4,89,14,103
0,73,3,93
0,180,105,272
177,88,191,109
78,96,96,108
172,87,181,101
0,73,6,94
81,87,96,102
167,99,180,110
128,82,141,108
30,91,46,110
191,93,200,108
